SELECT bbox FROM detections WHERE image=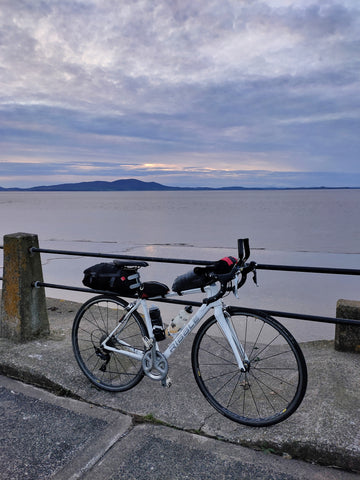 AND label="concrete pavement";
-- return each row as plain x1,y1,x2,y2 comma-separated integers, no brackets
1,296,360,478
1,375,358,480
